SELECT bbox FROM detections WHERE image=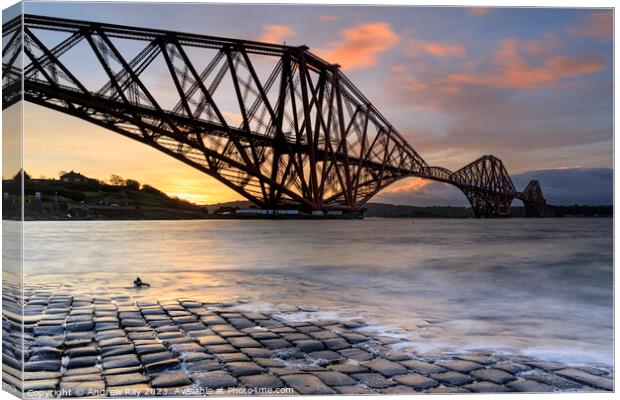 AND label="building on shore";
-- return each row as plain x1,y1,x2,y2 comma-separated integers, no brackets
60,170,96,184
